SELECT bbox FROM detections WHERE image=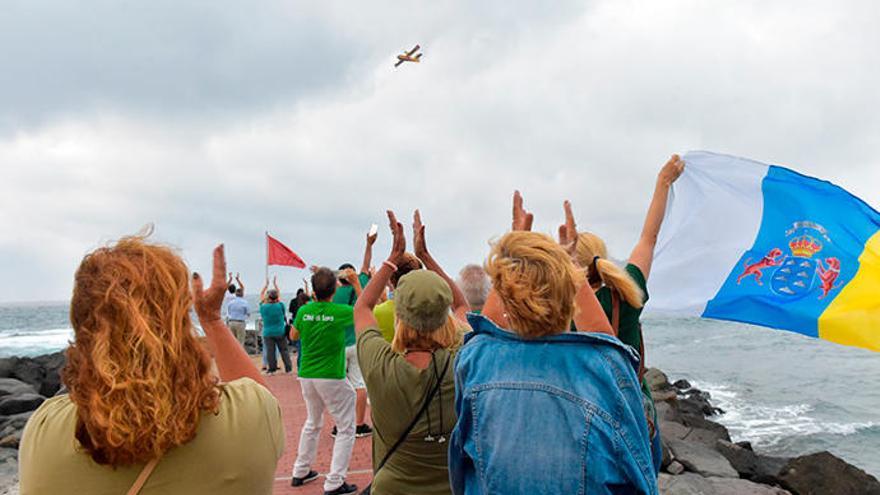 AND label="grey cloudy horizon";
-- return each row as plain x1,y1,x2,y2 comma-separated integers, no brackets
1,0,879,303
